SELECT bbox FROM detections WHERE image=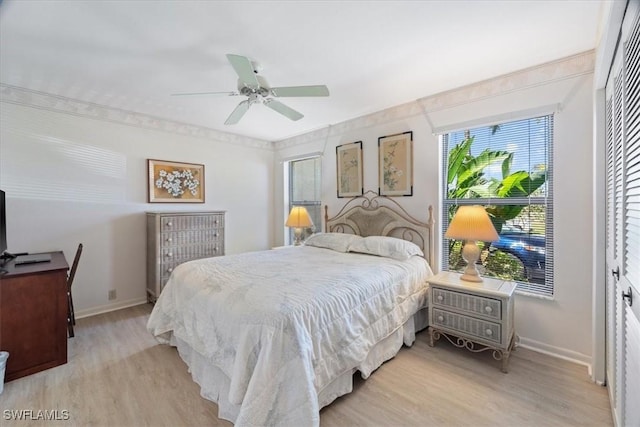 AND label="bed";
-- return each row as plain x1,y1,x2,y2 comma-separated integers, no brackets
147,191,434,426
